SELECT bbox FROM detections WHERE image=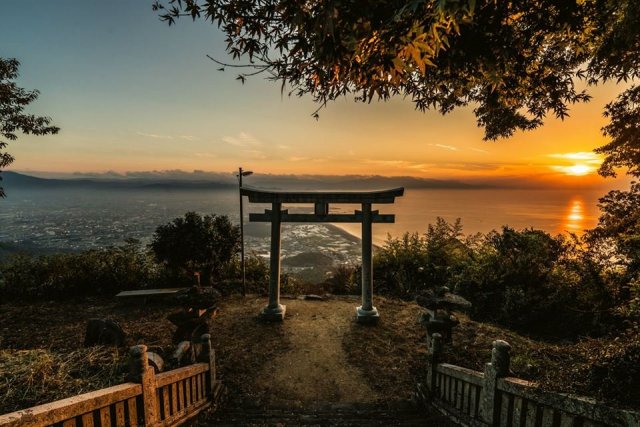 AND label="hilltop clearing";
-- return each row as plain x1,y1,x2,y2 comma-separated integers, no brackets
0,295,638,416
